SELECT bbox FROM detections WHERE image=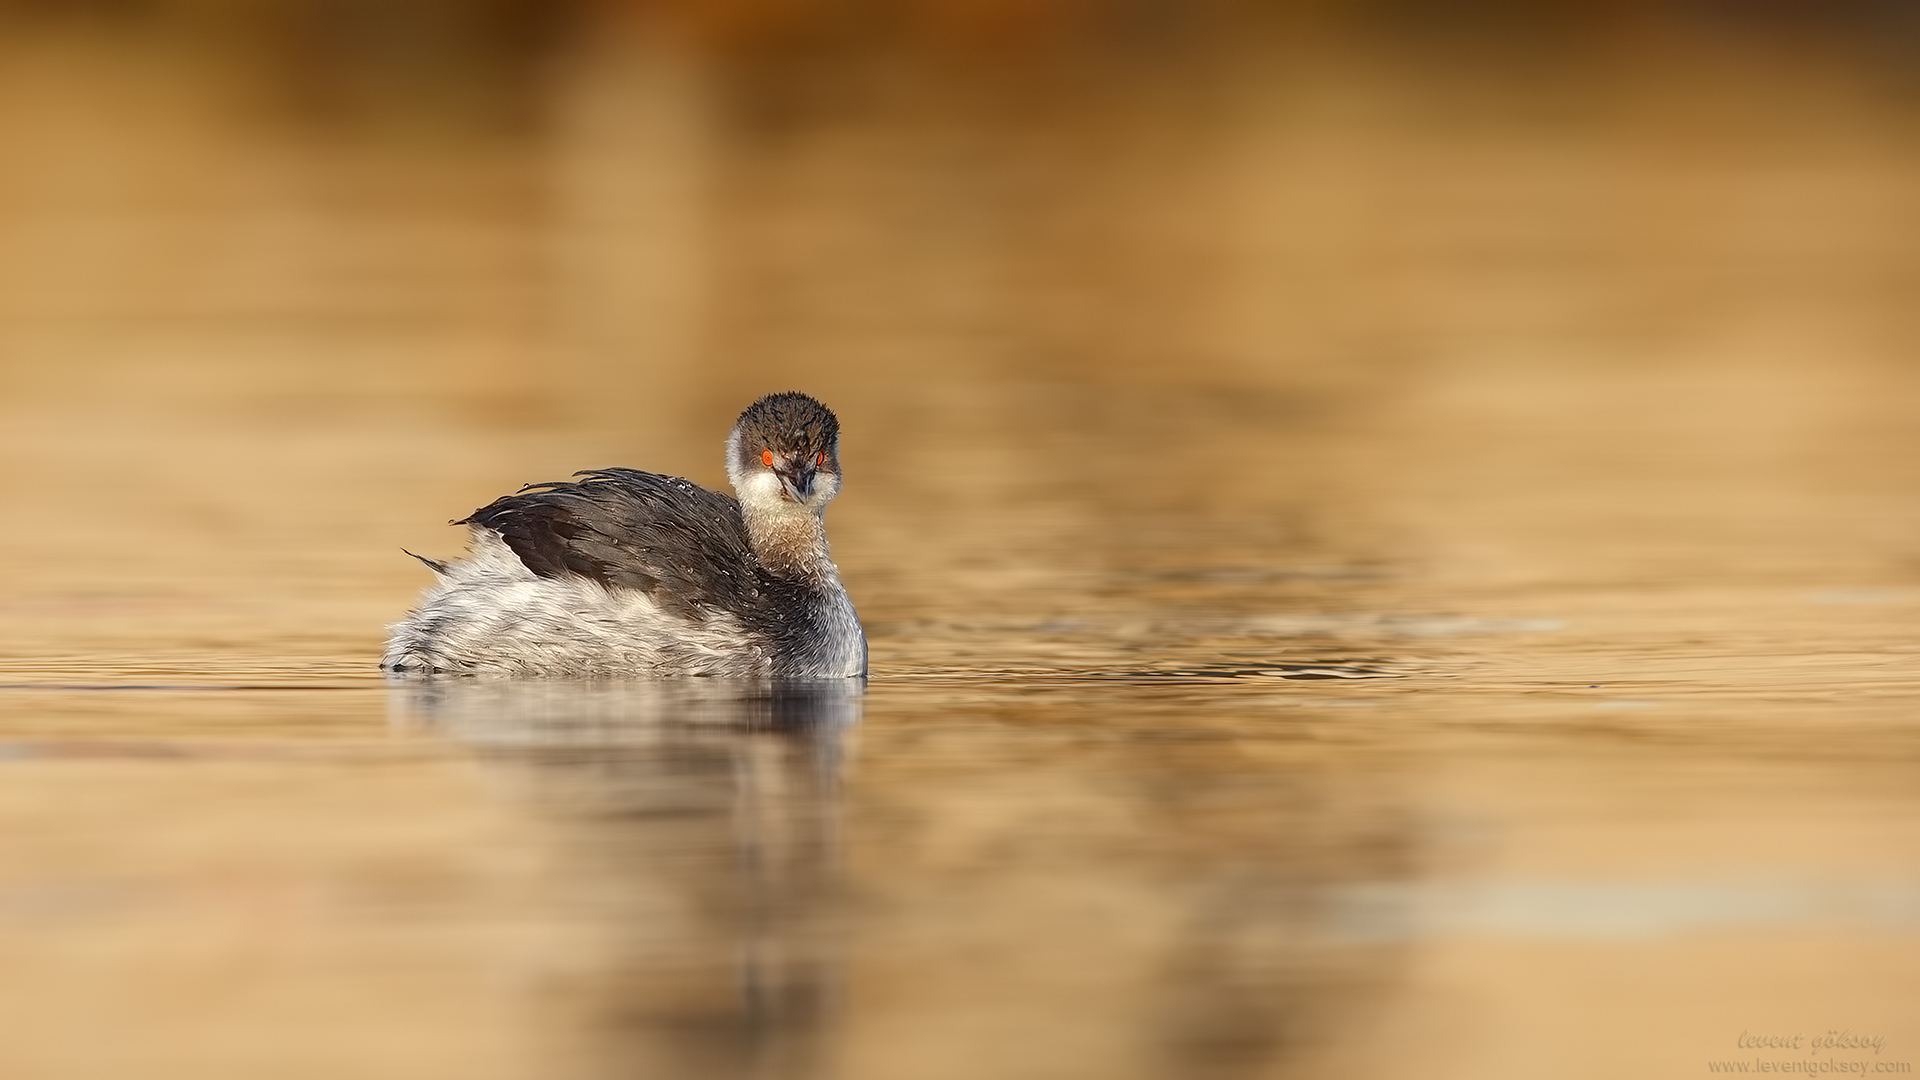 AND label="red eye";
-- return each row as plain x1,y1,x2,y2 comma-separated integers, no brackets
815,451,828,468
761,449,774,467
